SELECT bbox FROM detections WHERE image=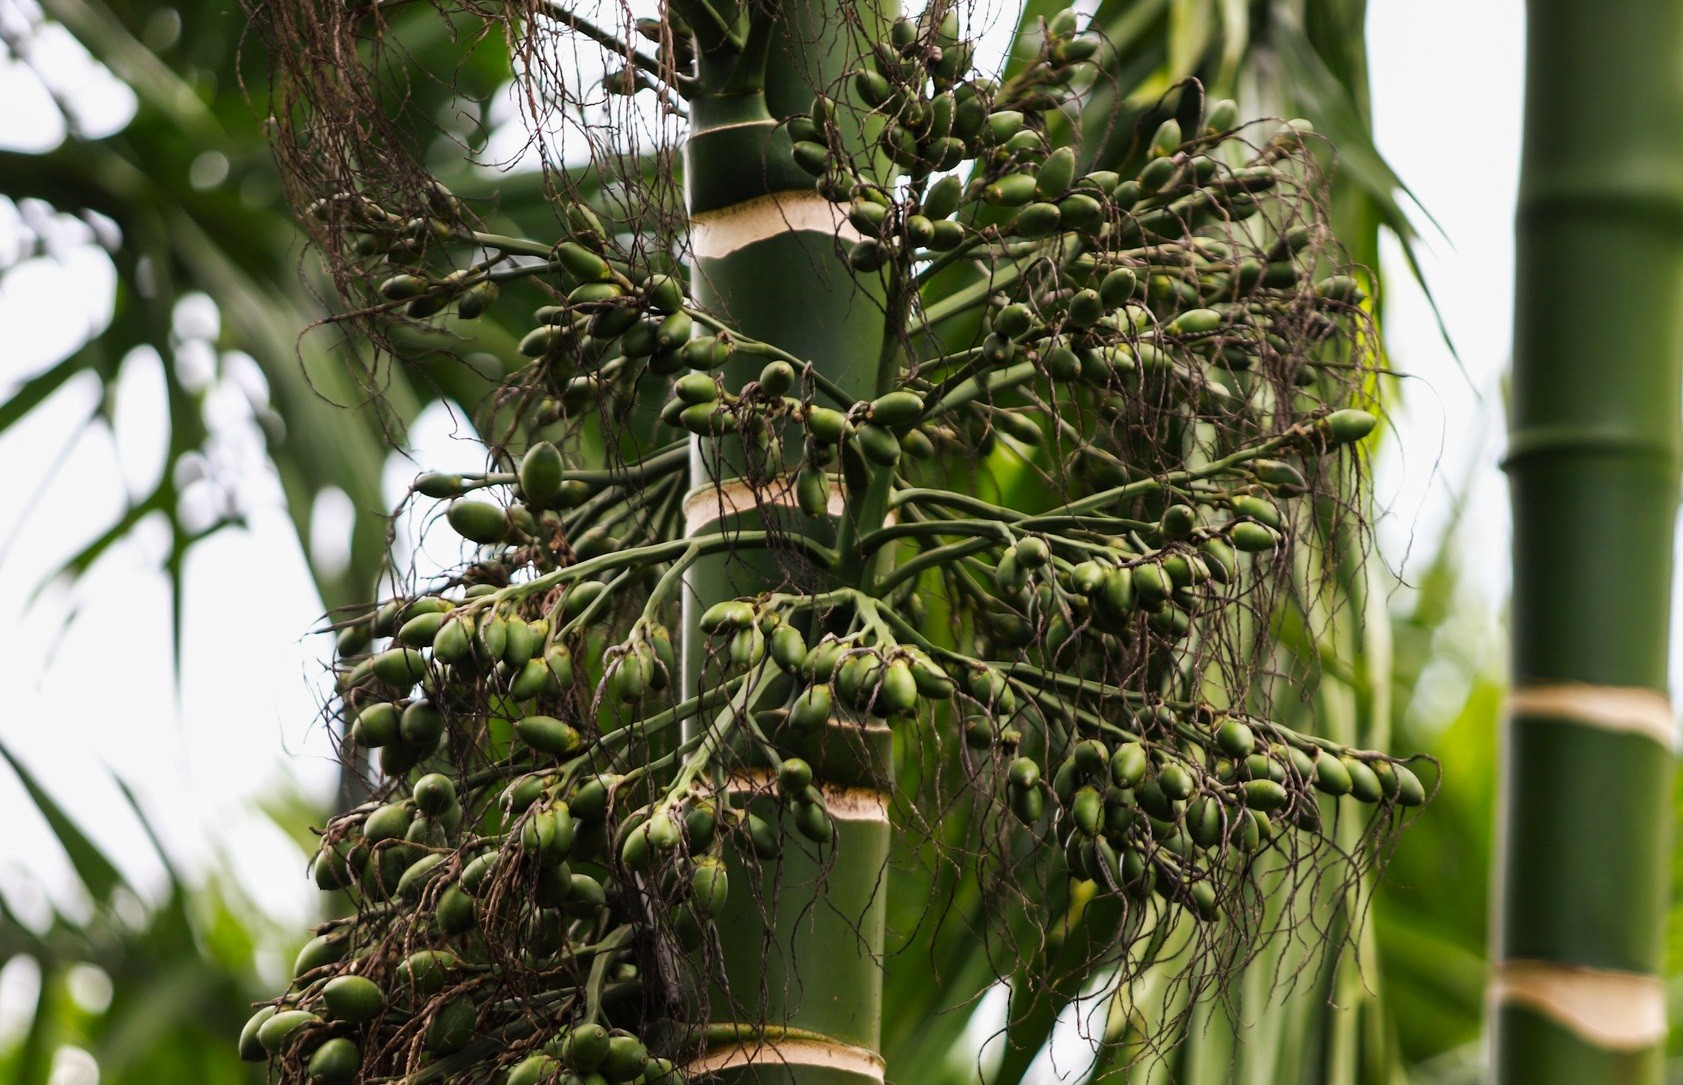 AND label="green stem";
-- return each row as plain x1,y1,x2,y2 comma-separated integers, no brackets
1494,1,1683,1080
